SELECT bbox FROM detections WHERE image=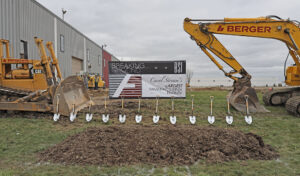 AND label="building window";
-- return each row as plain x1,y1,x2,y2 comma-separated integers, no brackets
60,34,64,52
98,55,101,65
86,49,90,62
20,40,28,59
